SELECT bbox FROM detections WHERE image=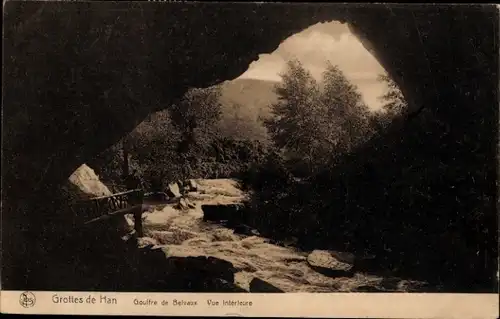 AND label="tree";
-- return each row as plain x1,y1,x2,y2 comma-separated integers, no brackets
265,60,375,173
377,74,408,117
368,110,393,134
321,63,372,154
367,74,409,133
169,85,223,153
264,59,324,169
